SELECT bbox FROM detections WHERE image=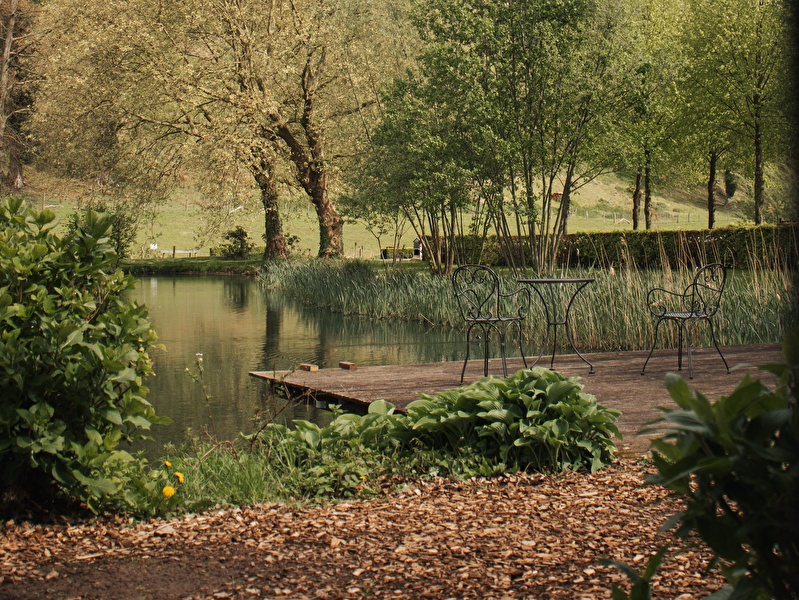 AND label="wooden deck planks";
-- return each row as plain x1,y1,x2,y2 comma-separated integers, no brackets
250,343,784,454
